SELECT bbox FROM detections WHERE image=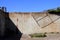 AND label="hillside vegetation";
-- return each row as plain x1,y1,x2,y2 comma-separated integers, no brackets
48,7,60,13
